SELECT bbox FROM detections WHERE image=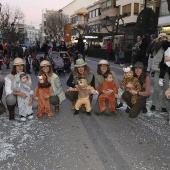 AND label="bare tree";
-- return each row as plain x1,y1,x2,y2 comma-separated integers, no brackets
102,15,125,42
0,3,25,43
46,12,68,40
